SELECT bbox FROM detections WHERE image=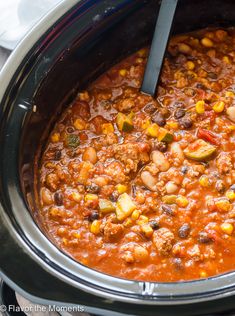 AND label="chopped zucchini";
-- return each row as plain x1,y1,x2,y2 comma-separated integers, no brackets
162,195,177,204
158,128,174,143
184,139,216,162
99,199,115,214
116,184,128,194
64,134,80,148
116,113,134,132
116,193,136,221
146,123,159,137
